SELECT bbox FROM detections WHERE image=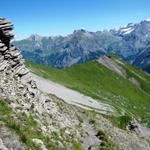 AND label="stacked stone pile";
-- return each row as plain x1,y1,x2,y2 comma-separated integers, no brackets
0,18,28,76
0,18,14,47
0,17,78,130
